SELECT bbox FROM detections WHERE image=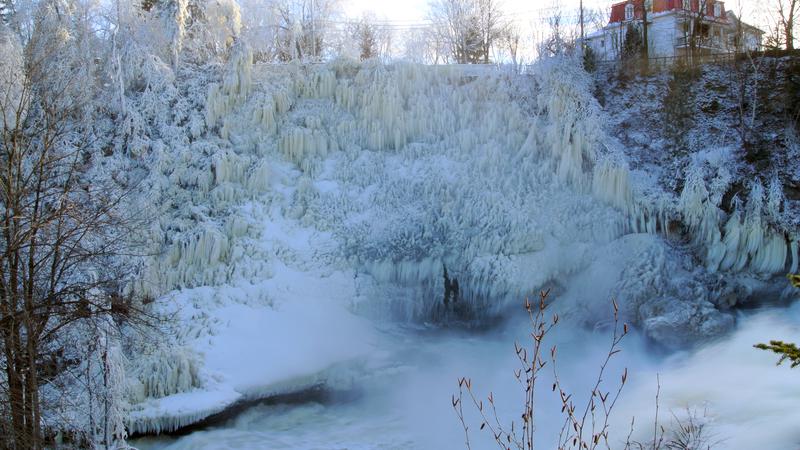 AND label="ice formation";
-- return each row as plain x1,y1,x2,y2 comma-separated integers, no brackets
677,168,790,274
130,346,201,402
133,53,796,311
206,43,253,136
118,52,797,434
